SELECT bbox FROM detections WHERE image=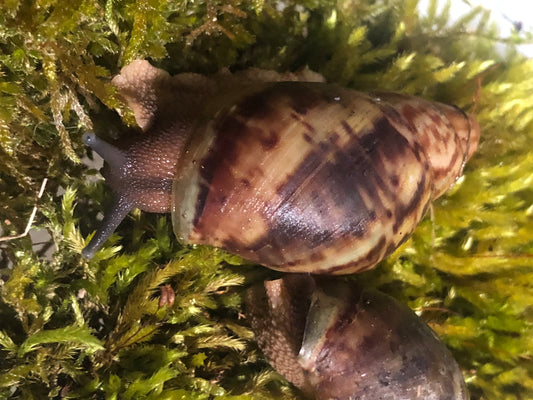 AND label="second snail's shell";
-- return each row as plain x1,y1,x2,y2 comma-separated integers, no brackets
172,81,479,274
